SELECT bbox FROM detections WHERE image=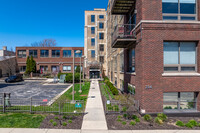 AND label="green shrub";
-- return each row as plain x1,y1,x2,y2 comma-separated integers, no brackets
54,116,59,120
107,104,113,111
114,105,119,111
132,115,138,120
185,122,193,128
188,120,198,127
122,107,127,112
65,73,73,83
157,113,167,121
155,117,163,125
62,122,67,126
164,106,172,109
68,120,72,123
63,115,67,119
117,115,122,119
122,121,127,125
143,114,152,122
75,73,81,82
105,80,119,95
49,119,54,123
117,118,122,122
135,118,140,123
123,114,128,119
130,121,136,126
176,121,185,127
53,122,57,126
